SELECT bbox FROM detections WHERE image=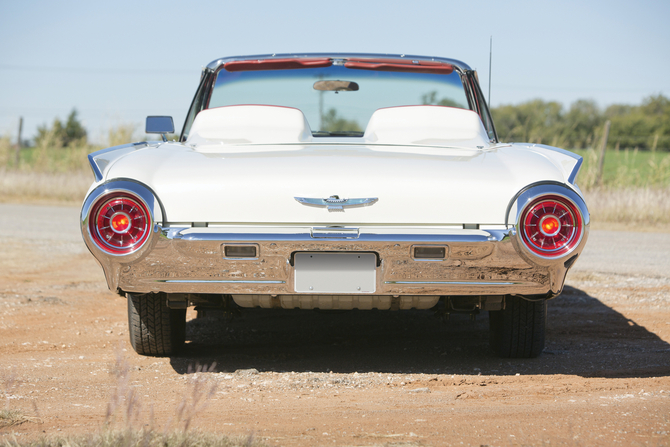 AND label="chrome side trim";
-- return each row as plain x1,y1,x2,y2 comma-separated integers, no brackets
385,281,518,286
172,231,507,243
156,280,286,284
311,227,360,239
568,156,584,185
